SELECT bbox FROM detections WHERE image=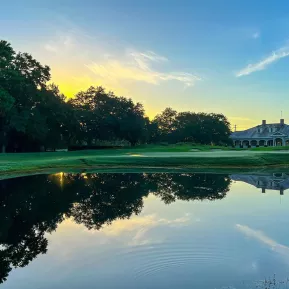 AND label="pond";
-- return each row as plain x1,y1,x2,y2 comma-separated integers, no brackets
1,172,289,288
